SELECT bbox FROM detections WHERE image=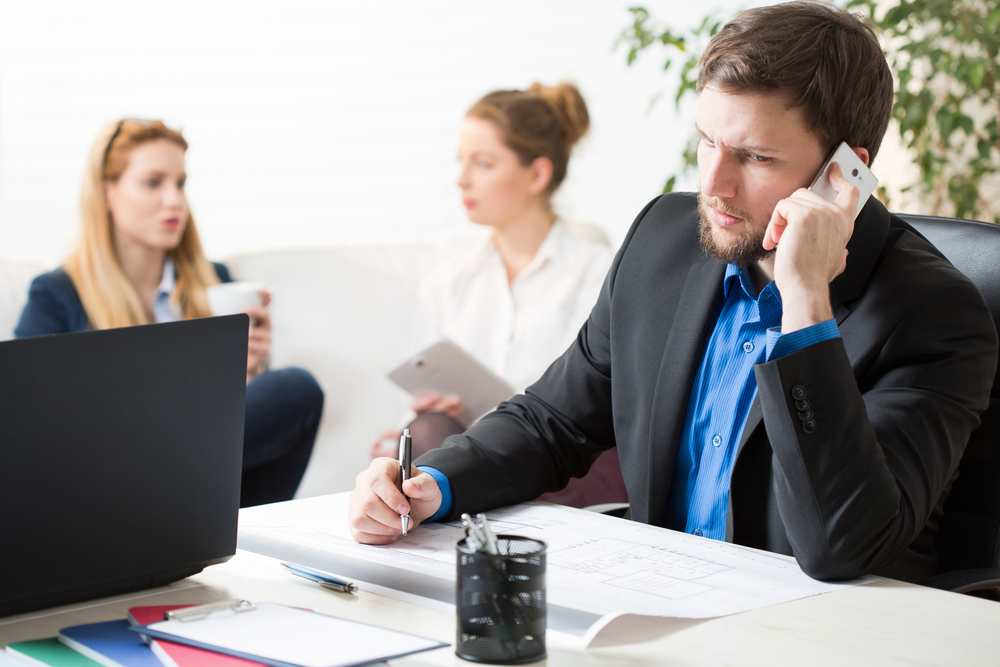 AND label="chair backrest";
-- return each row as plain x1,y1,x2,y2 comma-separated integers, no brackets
899,214,1000,581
